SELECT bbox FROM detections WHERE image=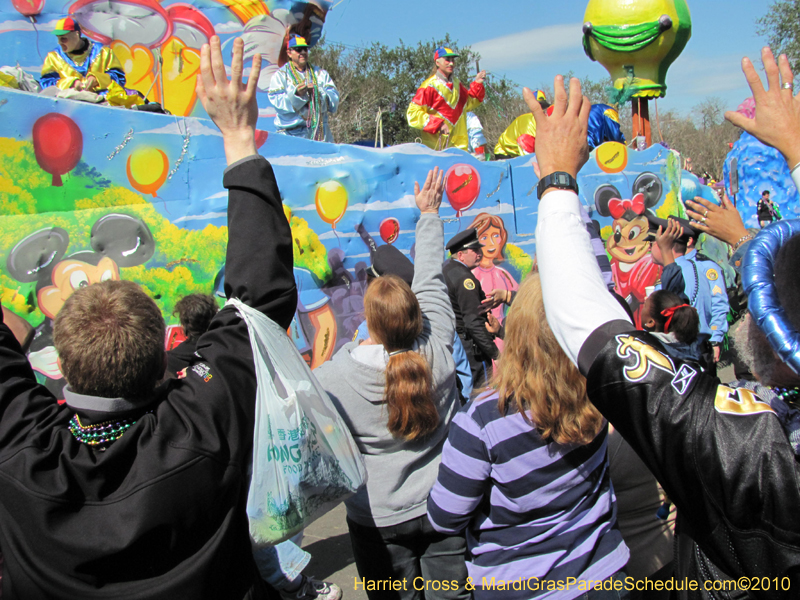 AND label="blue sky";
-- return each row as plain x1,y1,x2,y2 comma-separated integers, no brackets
322,0,771,116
